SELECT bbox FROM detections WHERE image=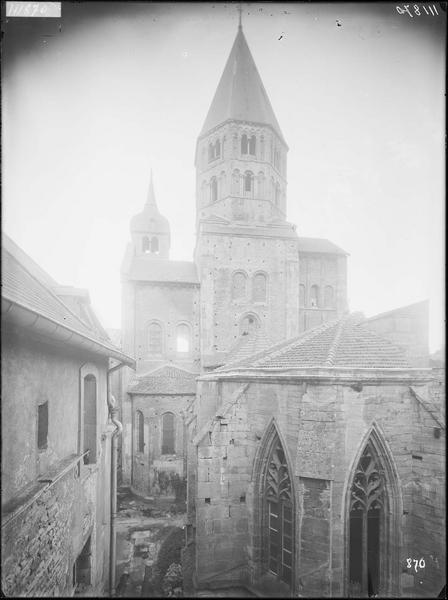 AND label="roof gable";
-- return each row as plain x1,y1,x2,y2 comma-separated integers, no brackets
129,364,198,395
